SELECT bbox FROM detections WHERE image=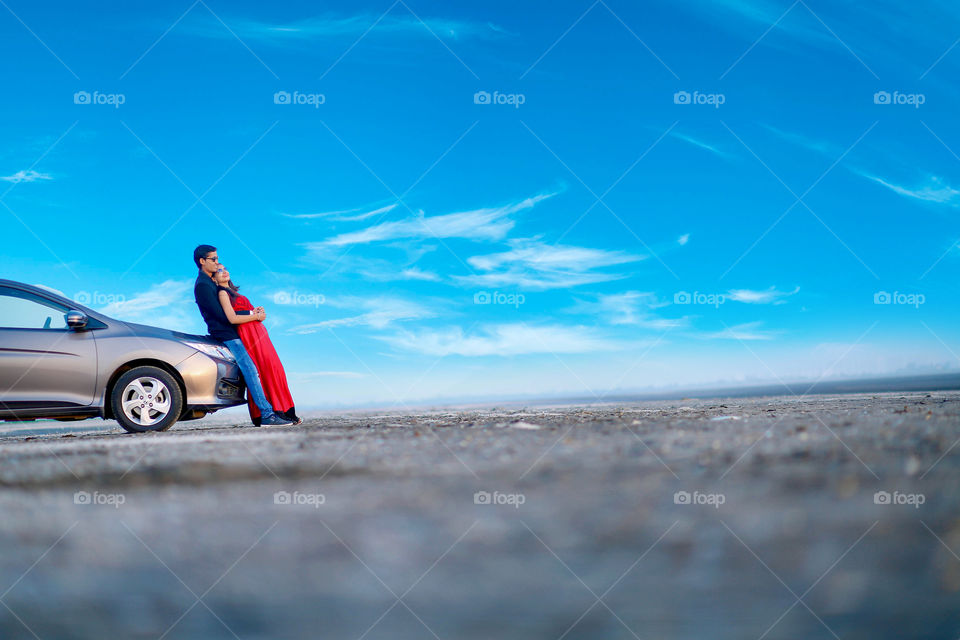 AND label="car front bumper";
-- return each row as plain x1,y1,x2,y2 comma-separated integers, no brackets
176,352,246,410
